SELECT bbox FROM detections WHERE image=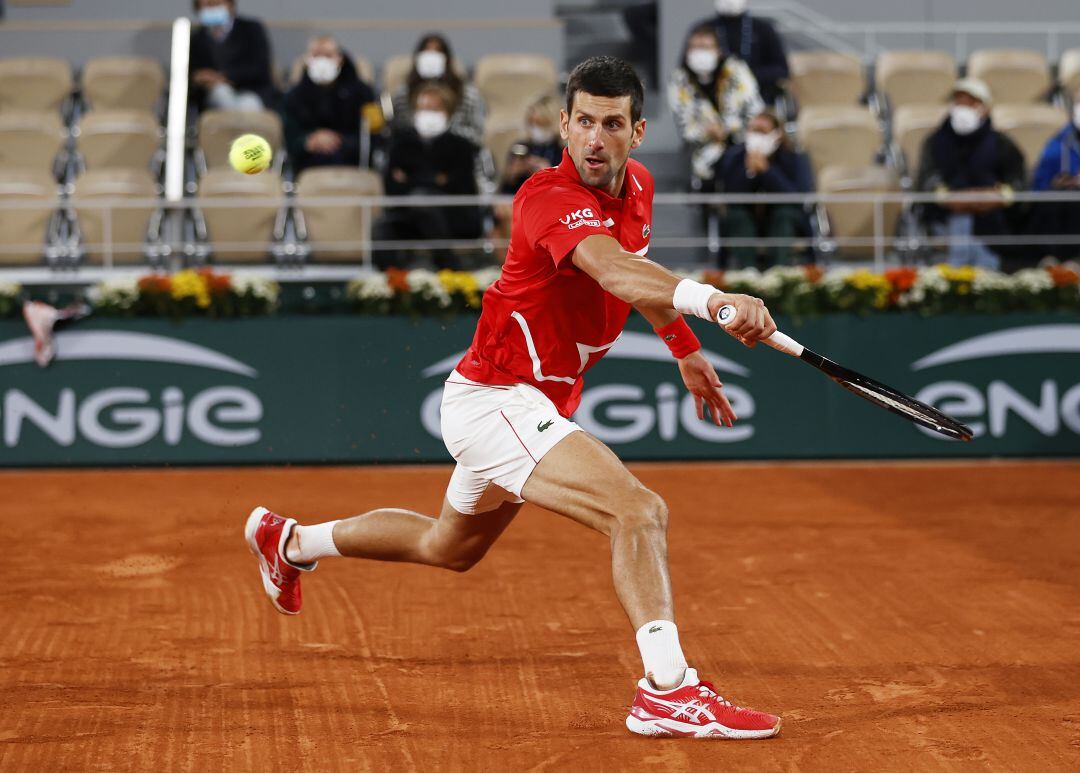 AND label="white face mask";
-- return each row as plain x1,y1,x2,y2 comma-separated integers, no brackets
687,48,720,78
950,104,984,136
715,0,748,15
415,50,447,80
527,125,555,144
746,130,780,156
306,56,341,85
414,110,449,139
1073,103,1080,130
